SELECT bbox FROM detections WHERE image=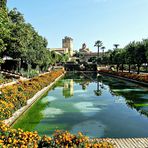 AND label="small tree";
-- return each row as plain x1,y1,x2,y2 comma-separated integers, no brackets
125,42,136,73
143,39,148,72
135,41,146,74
